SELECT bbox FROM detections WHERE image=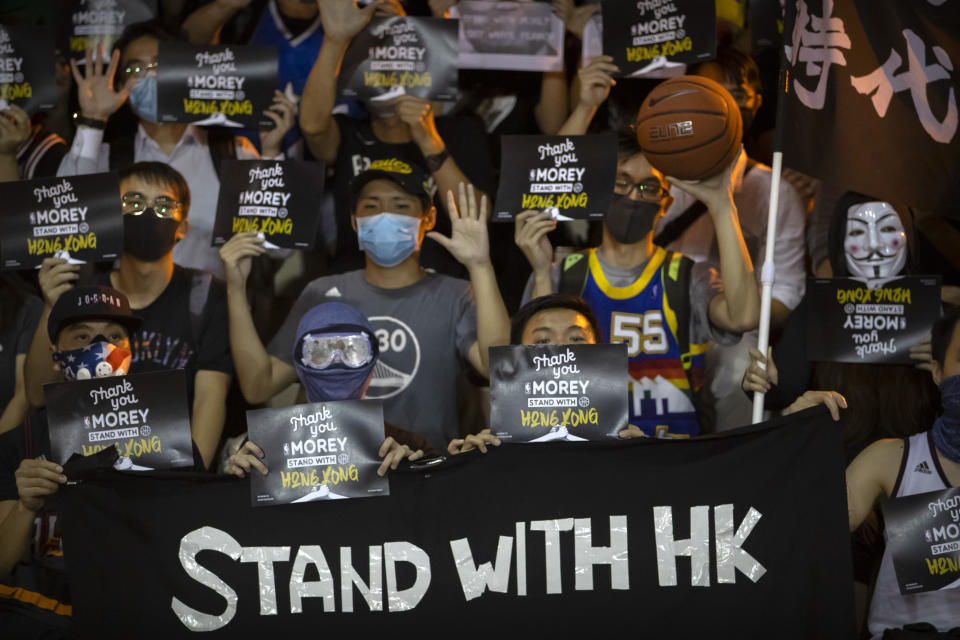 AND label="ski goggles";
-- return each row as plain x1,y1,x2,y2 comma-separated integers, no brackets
300,333,374,369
